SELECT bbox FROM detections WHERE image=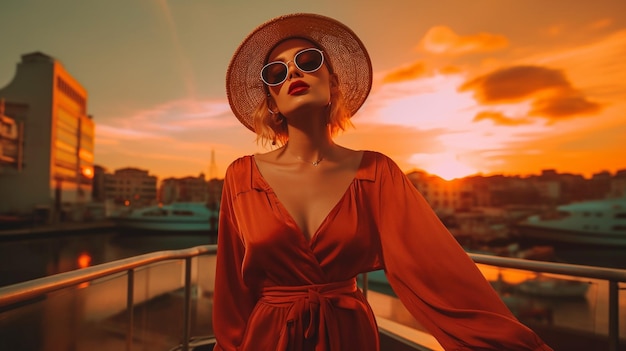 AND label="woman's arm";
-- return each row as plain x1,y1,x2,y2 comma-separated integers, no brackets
375,155,552,351
213,164,256,351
